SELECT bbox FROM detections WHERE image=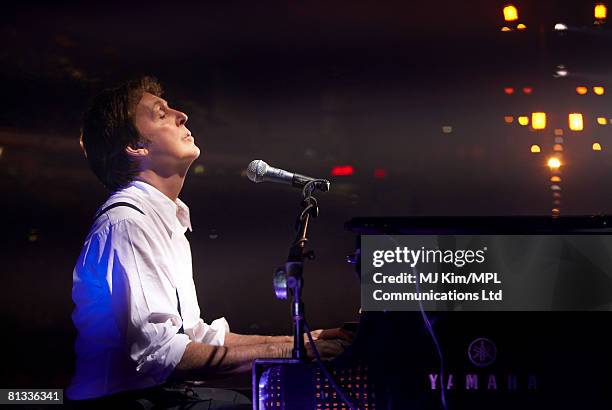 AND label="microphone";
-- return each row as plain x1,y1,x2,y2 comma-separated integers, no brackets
246,160,330,192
